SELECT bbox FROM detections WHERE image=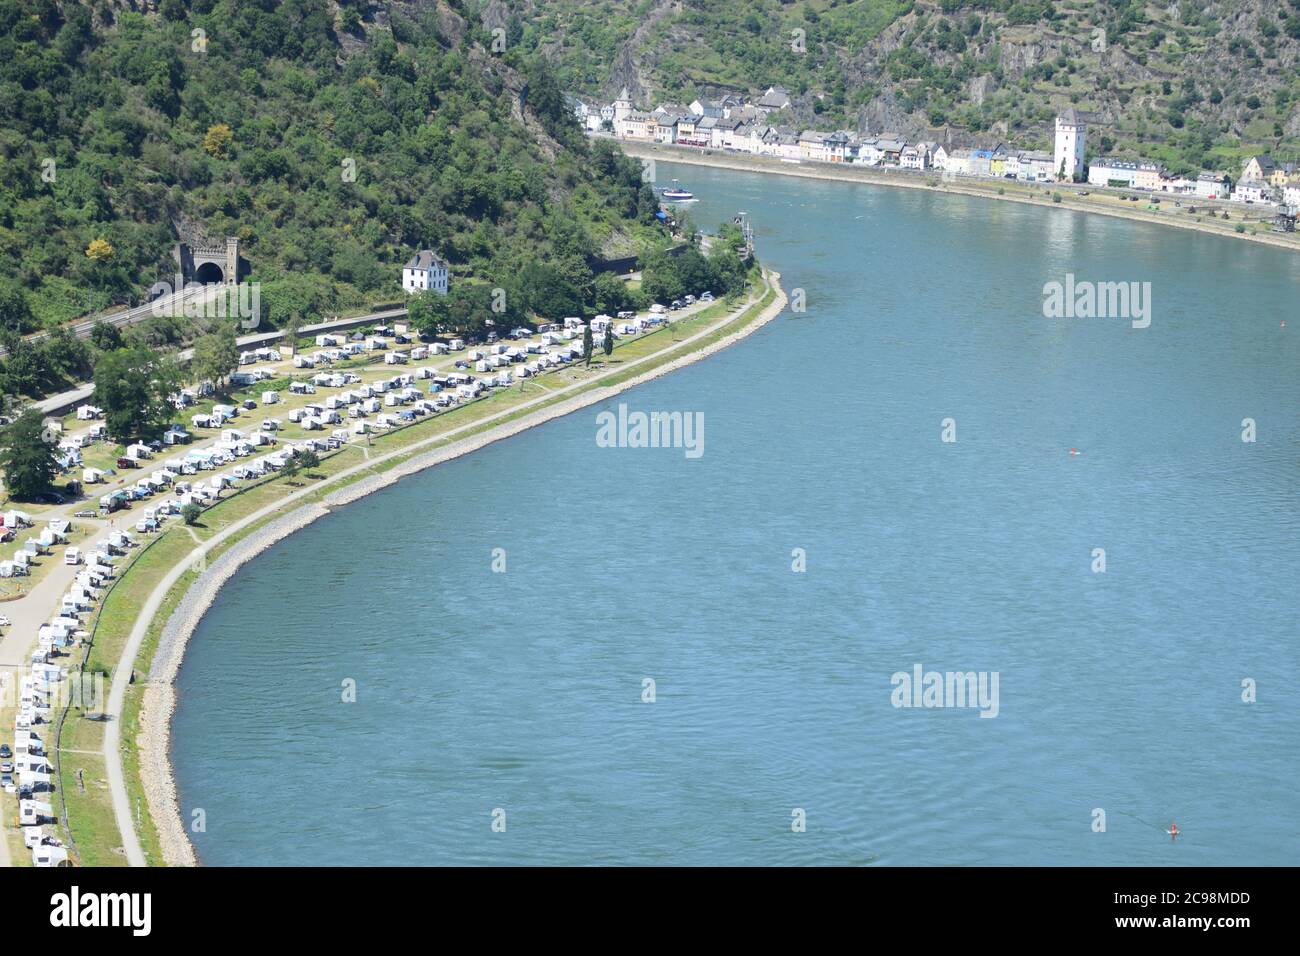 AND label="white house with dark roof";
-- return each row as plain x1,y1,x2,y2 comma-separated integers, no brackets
402,250,448,295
